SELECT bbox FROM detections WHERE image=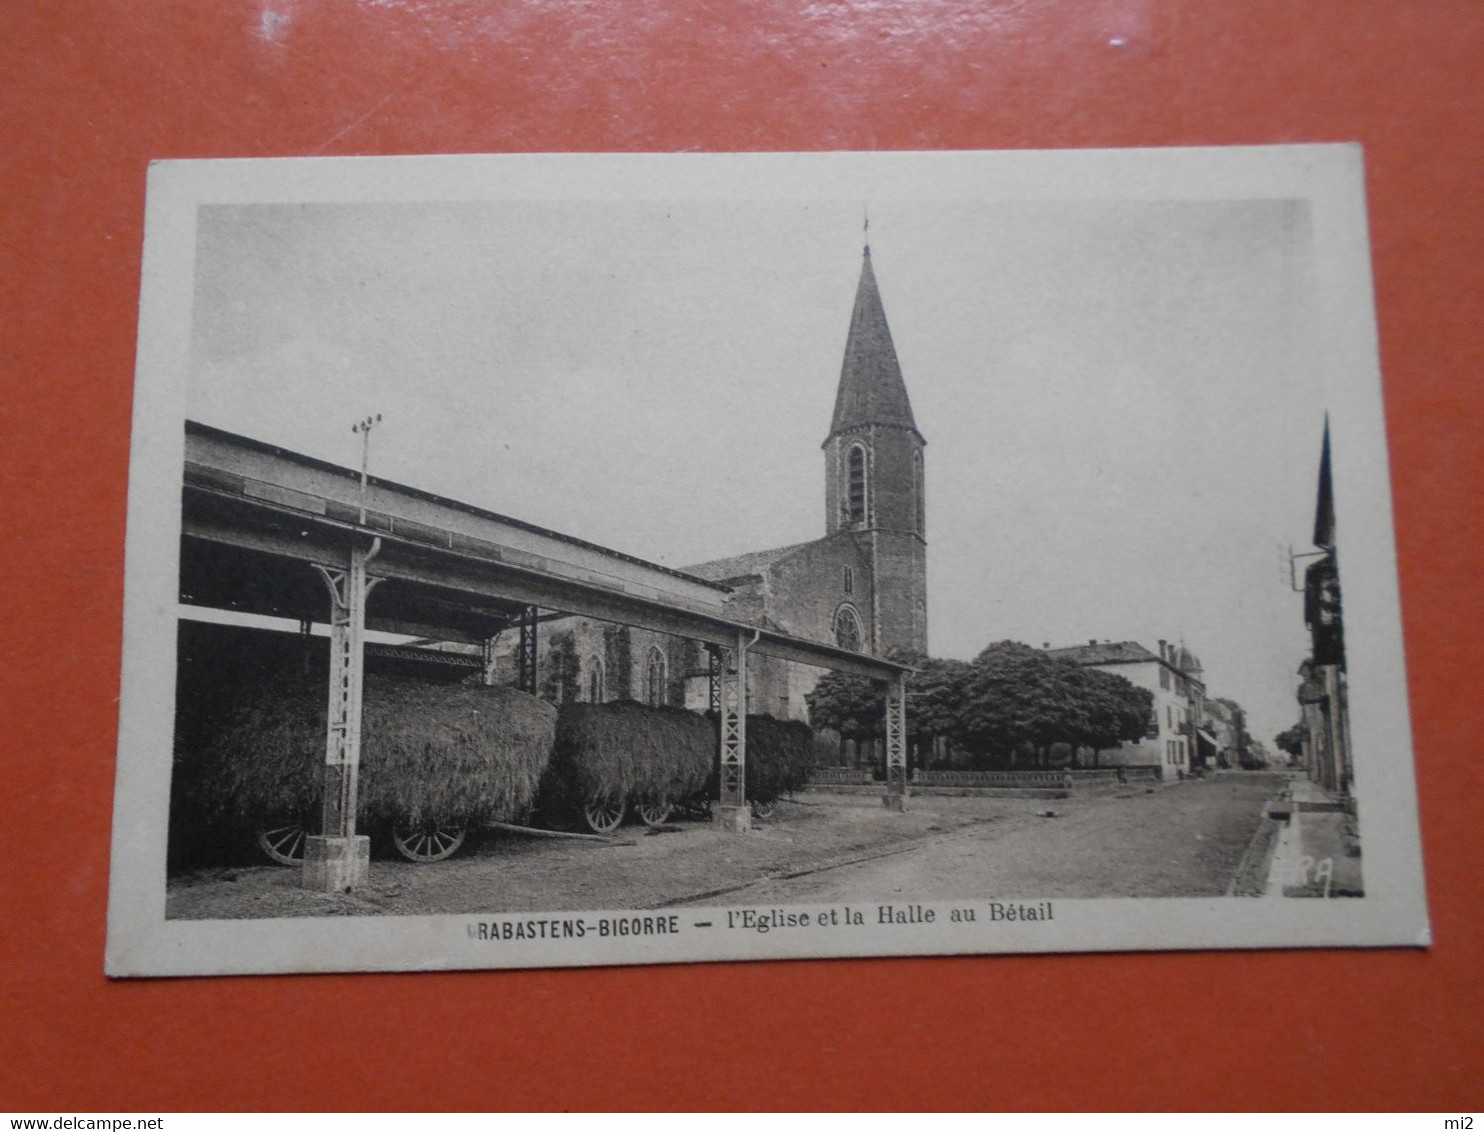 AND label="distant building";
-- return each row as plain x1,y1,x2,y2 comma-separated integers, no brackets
1296,421,1352,797
1042,639,1206,779
488,241,928,722
1203,697,1241,768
